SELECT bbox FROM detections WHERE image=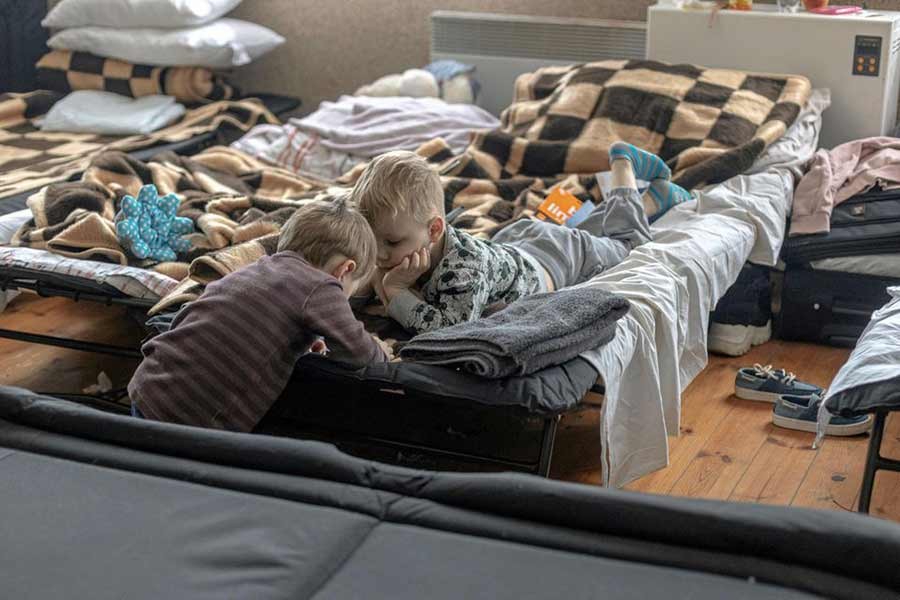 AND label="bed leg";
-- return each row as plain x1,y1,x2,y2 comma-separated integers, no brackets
0,328,142,359
537,415,561,478
859,411,898,514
